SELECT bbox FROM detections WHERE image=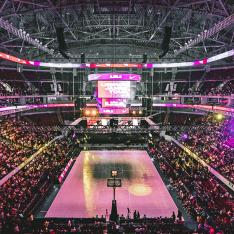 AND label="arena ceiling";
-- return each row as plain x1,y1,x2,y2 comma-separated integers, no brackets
0,0,233,65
